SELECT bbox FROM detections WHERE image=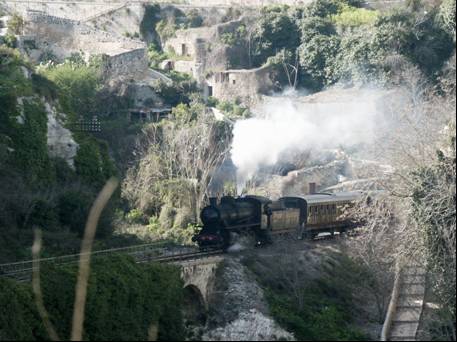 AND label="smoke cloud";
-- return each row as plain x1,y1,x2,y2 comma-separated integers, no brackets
231,88,383,185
